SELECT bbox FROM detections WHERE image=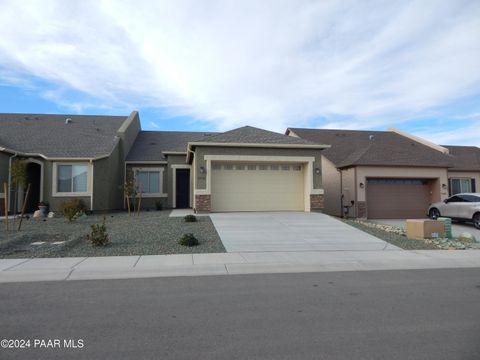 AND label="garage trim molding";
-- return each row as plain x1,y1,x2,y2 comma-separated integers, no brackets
195,155,324,202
